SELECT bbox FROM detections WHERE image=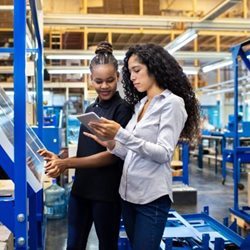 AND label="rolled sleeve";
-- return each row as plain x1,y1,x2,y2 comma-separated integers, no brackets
114,98,187,164
109,126,129,160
